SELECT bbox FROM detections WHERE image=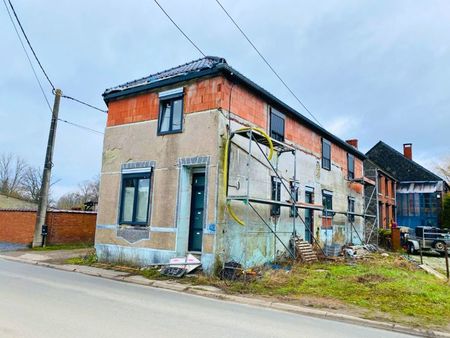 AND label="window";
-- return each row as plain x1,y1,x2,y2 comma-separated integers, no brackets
119,172,151,225
322,139,331,170
158,90,183,135
348,197,355,223
270,108,285,142
347,153,355,180
271,176,281,216
322,190,333,217
385,178,389,197
289,180,299,217
385,204,390,226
